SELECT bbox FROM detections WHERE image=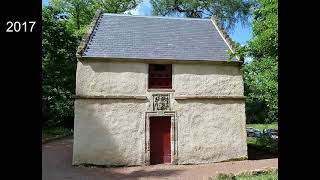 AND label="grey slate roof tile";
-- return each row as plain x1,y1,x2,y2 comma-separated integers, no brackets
82,13,237,61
